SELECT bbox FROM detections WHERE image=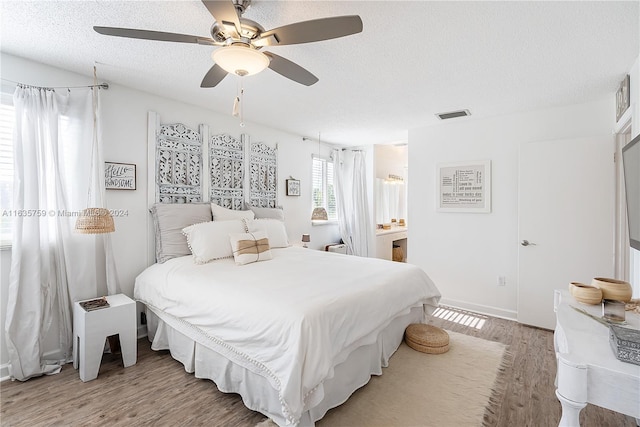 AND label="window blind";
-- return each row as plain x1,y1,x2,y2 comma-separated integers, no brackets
0,96,14,246
326,162,336,219
312,156,324,209
311,156,337,221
